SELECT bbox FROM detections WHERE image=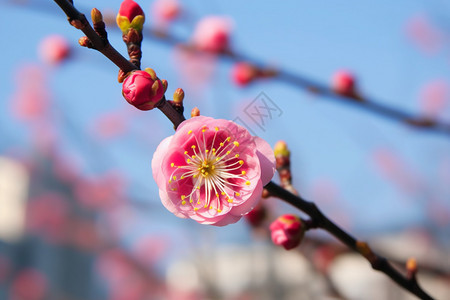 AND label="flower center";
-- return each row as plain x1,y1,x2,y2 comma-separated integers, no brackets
200,159,215,177
167,126,251,213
